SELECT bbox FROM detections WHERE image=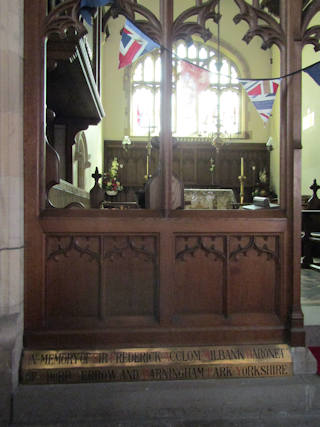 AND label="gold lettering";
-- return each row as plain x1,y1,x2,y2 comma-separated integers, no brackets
80,369,116,382
46,370,72,383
